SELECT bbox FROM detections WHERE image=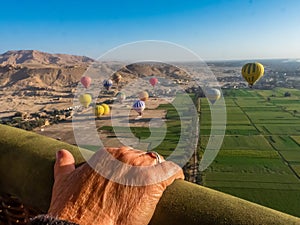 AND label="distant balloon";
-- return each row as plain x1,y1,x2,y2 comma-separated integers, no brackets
139,91,149,101
80,76,92,88
241,62,264,87
149,77,158,87
94,105,105,118
116,92,126,103
103,79,113,90
133,100,145,115
206,88,221,104
112,73,122,85
79,94,92,108
101,103,110,115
